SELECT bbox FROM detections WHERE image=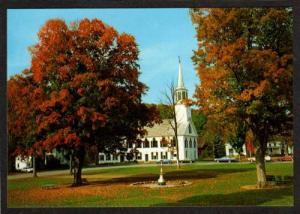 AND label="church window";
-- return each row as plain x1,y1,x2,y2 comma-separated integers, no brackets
137,153,142,160
144,139,149,148
188,124,192,134
136,141,142,148
185,138,188,148
182,91,185,99
178,92,182,101
151,152,158,160
189,139,192,148
151,138,158,147
160,137,168,147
